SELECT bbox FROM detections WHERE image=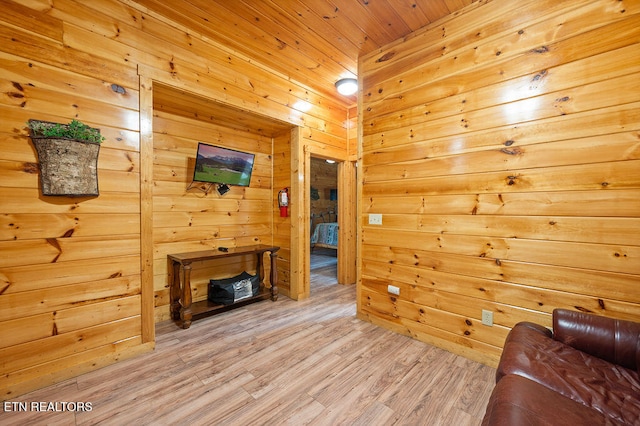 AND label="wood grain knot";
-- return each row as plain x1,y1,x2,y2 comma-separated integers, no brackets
111,84,126,94
376,51,396,63
531,46,549,54
23,162,39,174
